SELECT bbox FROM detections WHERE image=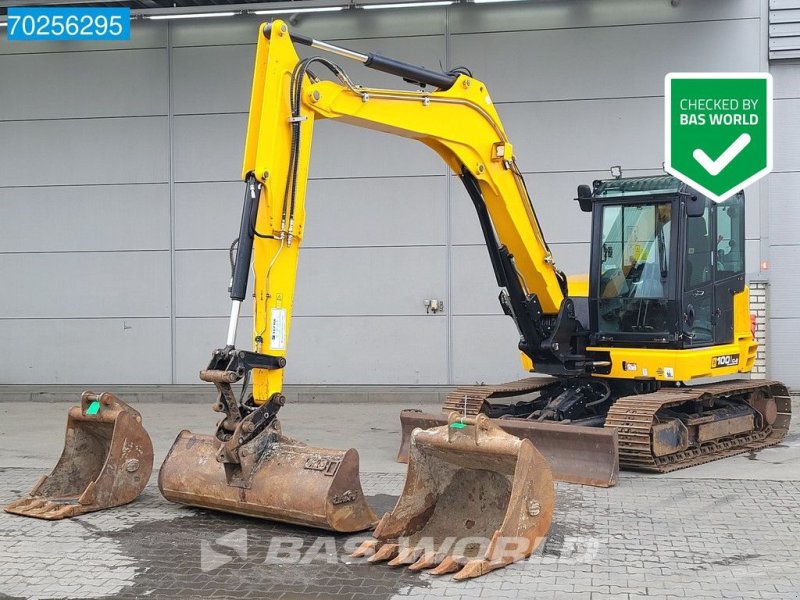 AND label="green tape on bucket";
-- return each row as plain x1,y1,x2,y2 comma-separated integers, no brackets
86,400,101,415
450,422,466,429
